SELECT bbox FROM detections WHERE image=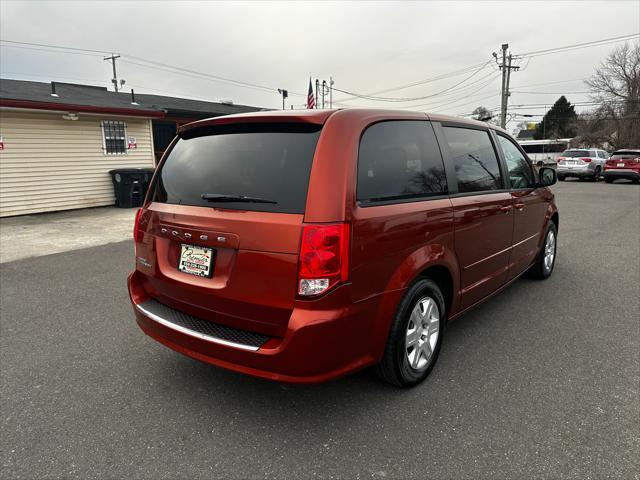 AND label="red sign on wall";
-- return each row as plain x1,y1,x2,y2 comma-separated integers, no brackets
0,136,4,150
127,136,137,149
